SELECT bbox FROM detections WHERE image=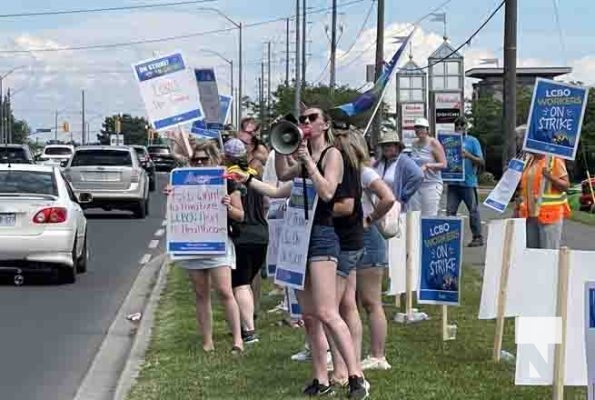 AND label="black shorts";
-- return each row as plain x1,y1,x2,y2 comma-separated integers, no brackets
232,244,268,288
